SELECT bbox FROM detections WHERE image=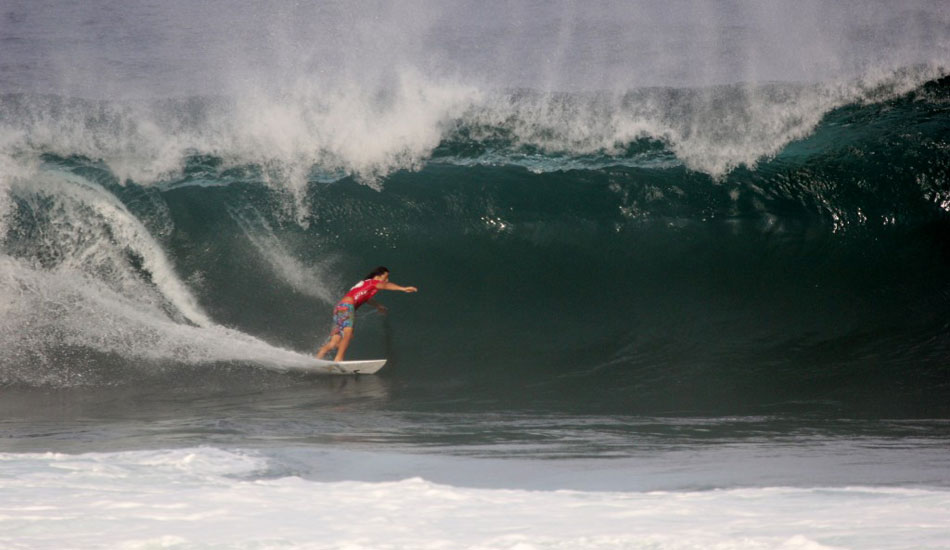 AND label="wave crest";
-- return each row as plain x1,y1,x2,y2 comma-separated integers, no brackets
0,66,944,196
